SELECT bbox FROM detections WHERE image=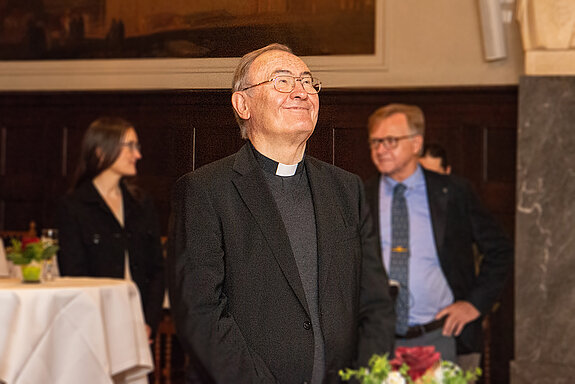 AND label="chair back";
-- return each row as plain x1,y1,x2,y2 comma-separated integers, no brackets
0,221,37,241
